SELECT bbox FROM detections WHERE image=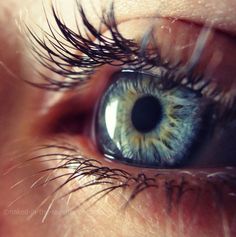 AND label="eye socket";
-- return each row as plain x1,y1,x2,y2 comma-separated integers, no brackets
19,5,236,237
96,70,213,168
